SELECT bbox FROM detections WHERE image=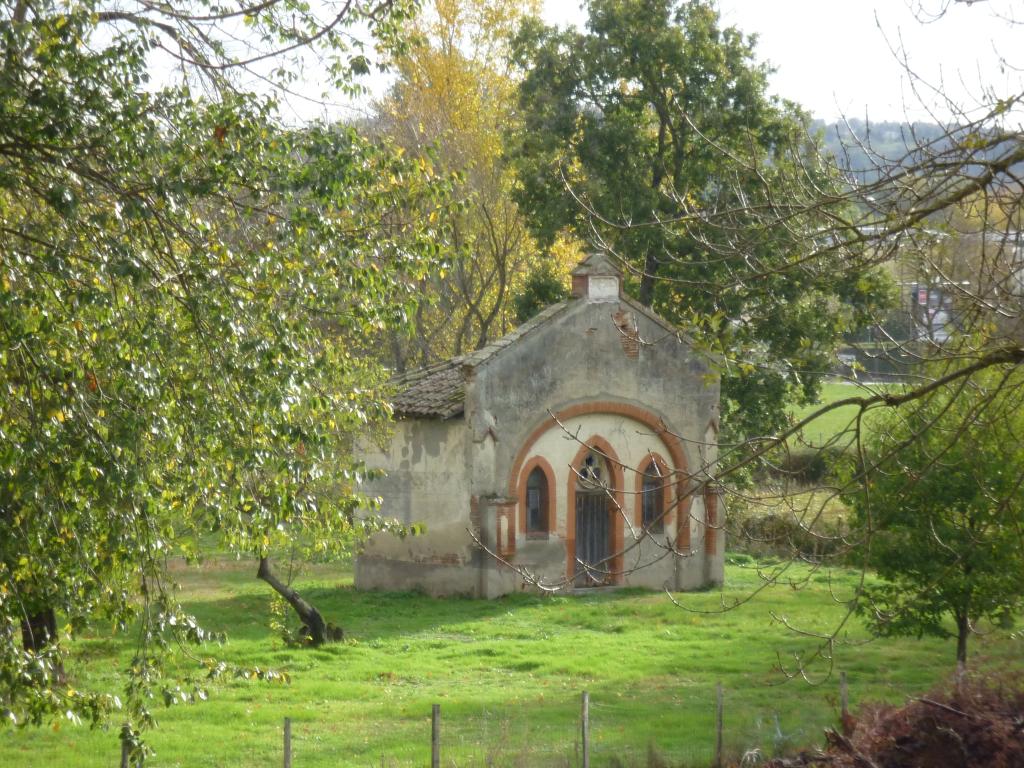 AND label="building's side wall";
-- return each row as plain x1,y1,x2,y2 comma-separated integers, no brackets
355,419,482,596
